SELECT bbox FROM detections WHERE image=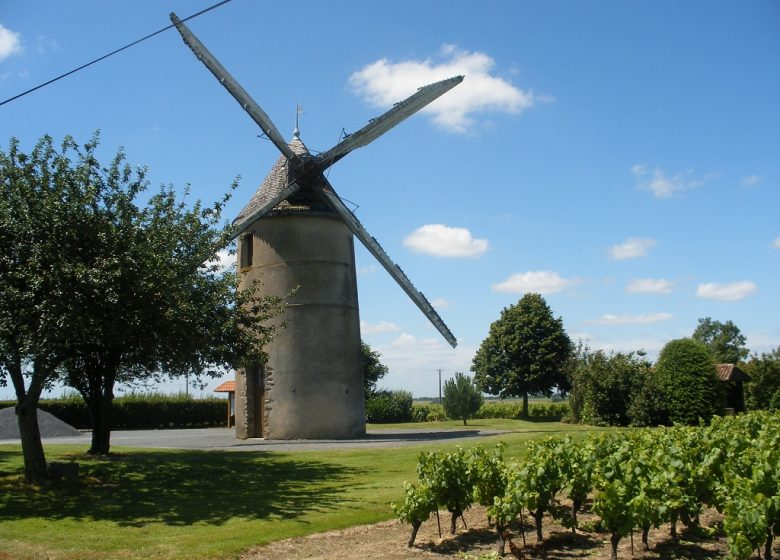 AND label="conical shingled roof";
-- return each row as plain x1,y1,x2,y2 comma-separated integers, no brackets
233,136,319,227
